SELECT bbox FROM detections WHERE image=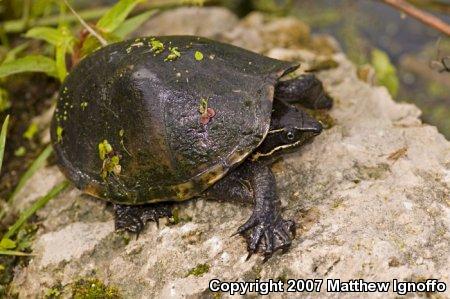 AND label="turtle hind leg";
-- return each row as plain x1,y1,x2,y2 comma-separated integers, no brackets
275,74,333,109
113,203,173,234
